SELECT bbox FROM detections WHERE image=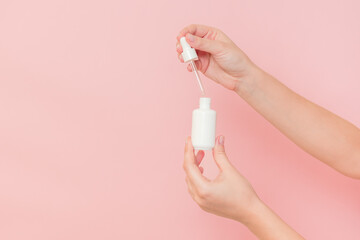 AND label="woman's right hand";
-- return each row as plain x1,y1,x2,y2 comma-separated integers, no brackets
176,24,259,91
